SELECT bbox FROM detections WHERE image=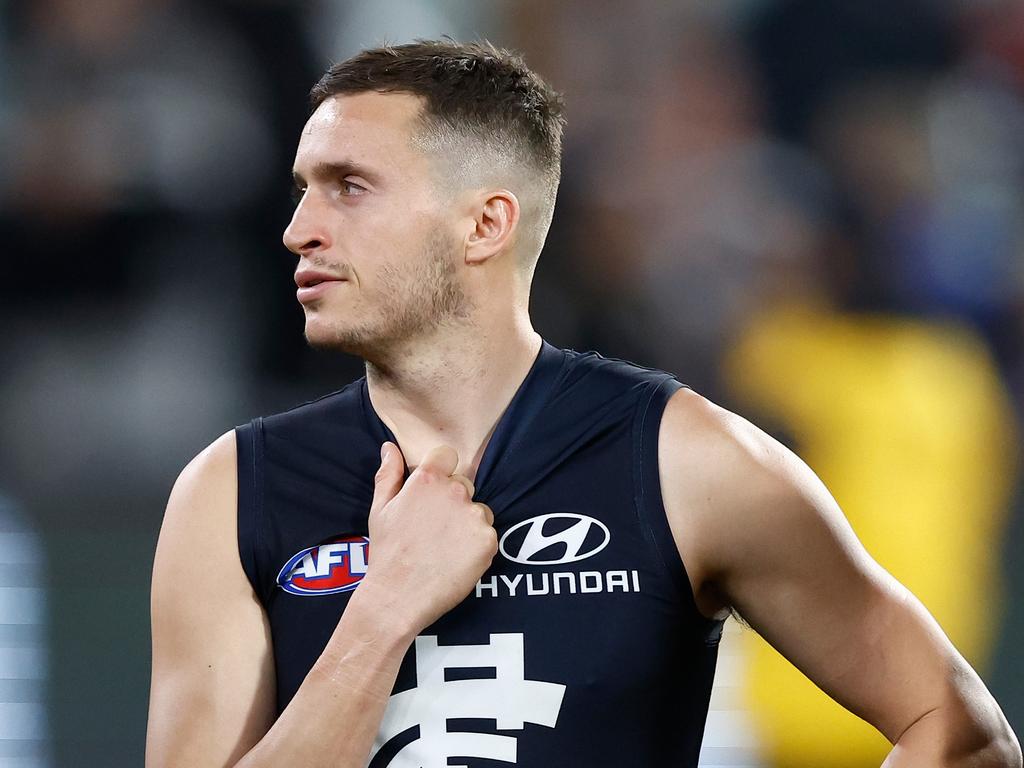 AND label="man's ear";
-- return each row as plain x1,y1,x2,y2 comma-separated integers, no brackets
464,189,520,265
